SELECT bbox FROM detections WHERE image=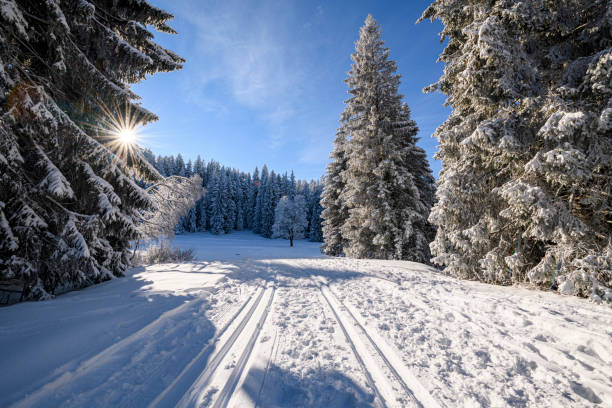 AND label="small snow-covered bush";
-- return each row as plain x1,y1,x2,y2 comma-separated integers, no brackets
133,245,195,265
